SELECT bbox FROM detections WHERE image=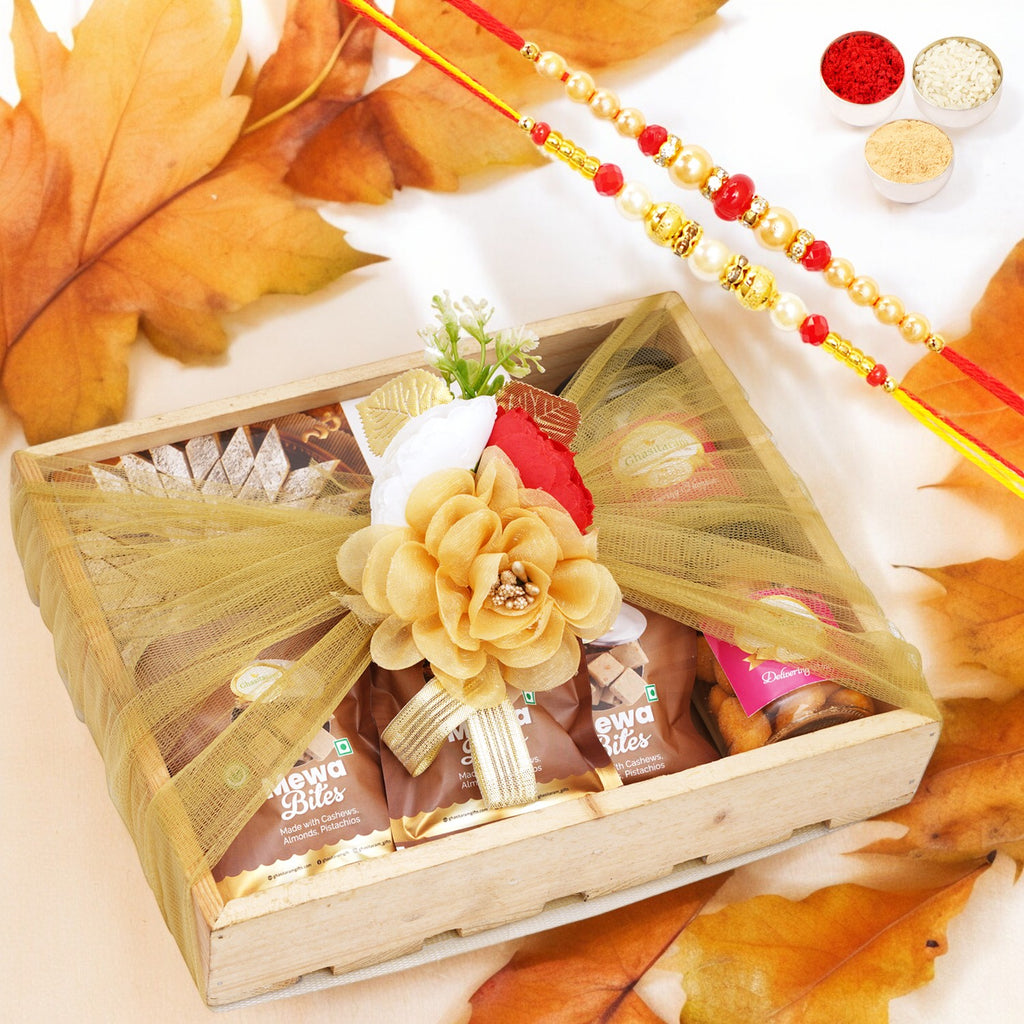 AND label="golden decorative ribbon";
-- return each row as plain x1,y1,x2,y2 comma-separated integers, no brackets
381,676,476,777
